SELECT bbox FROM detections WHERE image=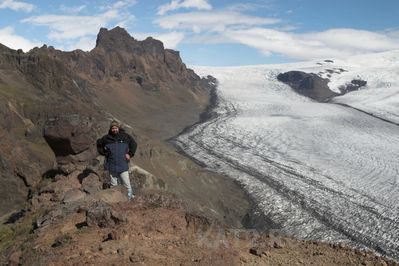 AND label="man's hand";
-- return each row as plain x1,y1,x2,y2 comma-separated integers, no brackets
125,154,131,161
